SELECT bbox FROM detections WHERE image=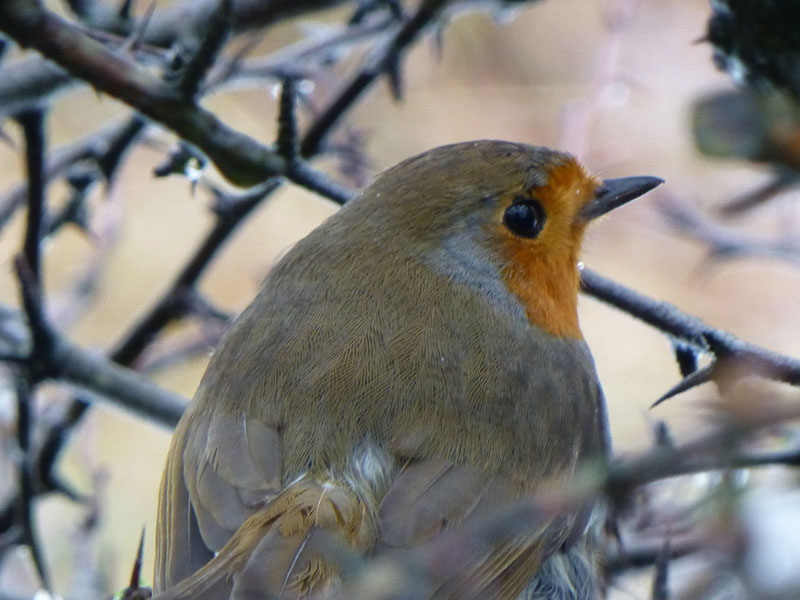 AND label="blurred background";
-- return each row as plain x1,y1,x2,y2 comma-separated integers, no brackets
1,0,800,597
